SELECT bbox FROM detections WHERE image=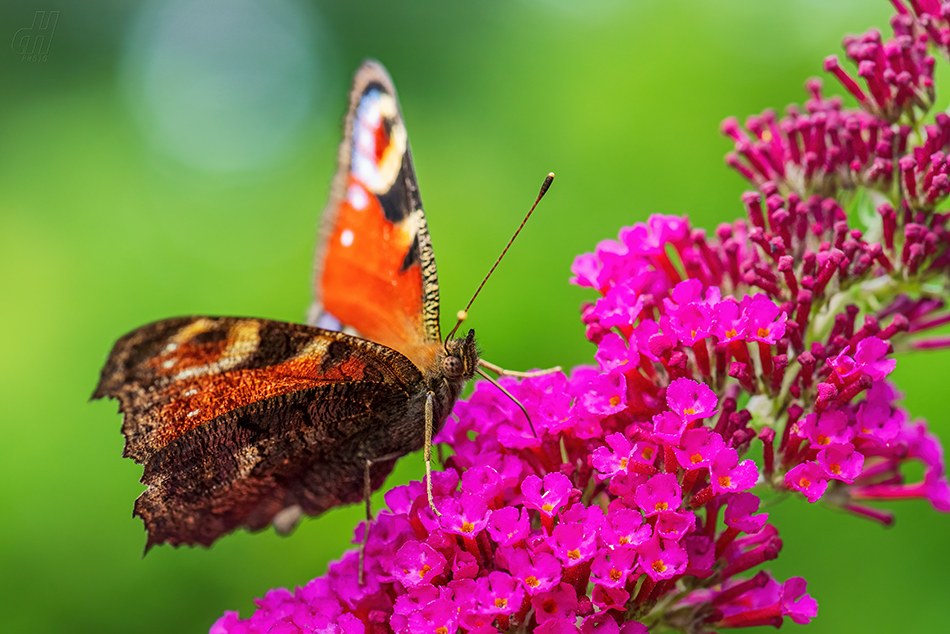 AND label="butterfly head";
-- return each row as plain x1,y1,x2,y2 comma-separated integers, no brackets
440,328,478,383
